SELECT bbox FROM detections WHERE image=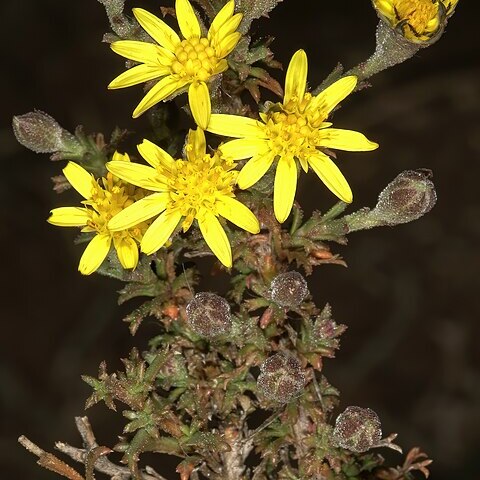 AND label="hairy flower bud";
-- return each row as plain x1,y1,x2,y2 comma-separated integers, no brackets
270,271,308,307
372,0,455,45
186,292,232,338
12,110,80,154
333,406,382,453
371,169,437,225
257,352,305,403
